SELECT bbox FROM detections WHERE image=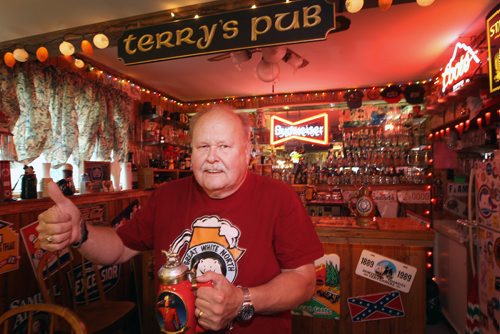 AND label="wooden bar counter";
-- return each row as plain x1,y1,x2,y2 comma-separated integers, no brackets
1,191,433,334
293,217,434,334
